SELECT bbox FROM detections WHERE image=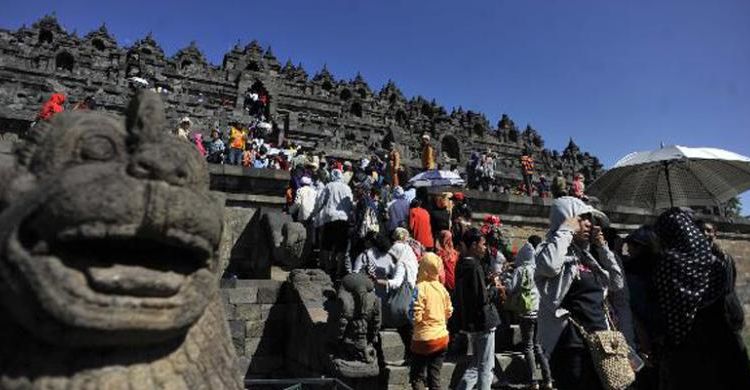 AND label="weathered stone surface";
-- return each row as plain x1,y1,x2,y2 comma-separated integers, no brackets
235,304,262,321
256,280,284,303
379,330,406,364
0,15,606,201
245,320,266,338
327,273,381,378
0,91,241,389
227,287,258,304
229,321,246,353
219,207,257,276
